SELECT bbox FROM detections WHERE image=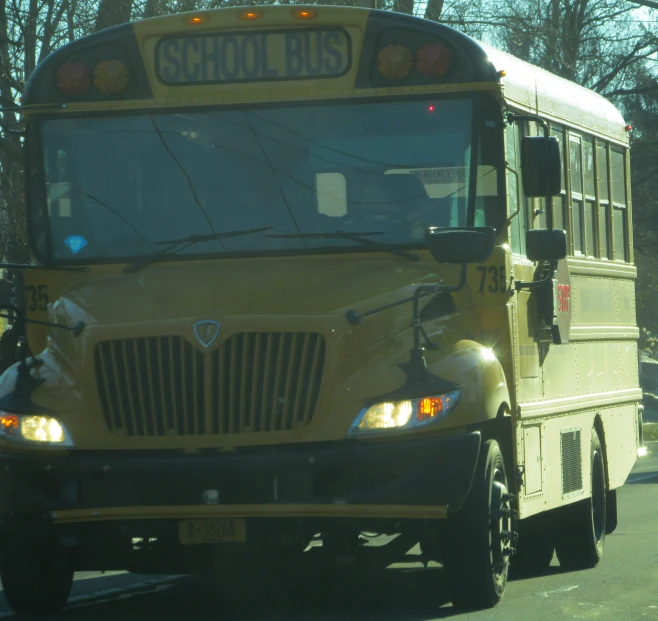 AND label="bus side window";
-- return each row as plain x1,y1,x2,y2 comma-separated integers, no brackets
505,122,525,255
583,137,597,257
596,143,610,259
550,125,567,233
610,148,628,262
316,172,347,218
569,132,584,256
